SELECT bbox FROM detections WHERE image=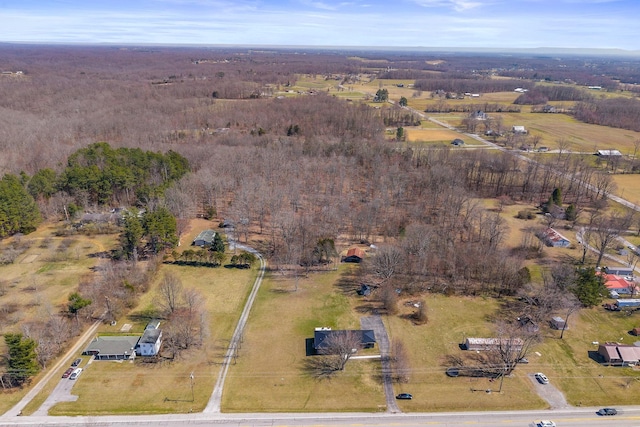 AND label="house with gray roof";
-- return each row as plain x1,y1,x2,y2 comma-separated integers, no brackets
193,229,216,247
82,336,139,360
